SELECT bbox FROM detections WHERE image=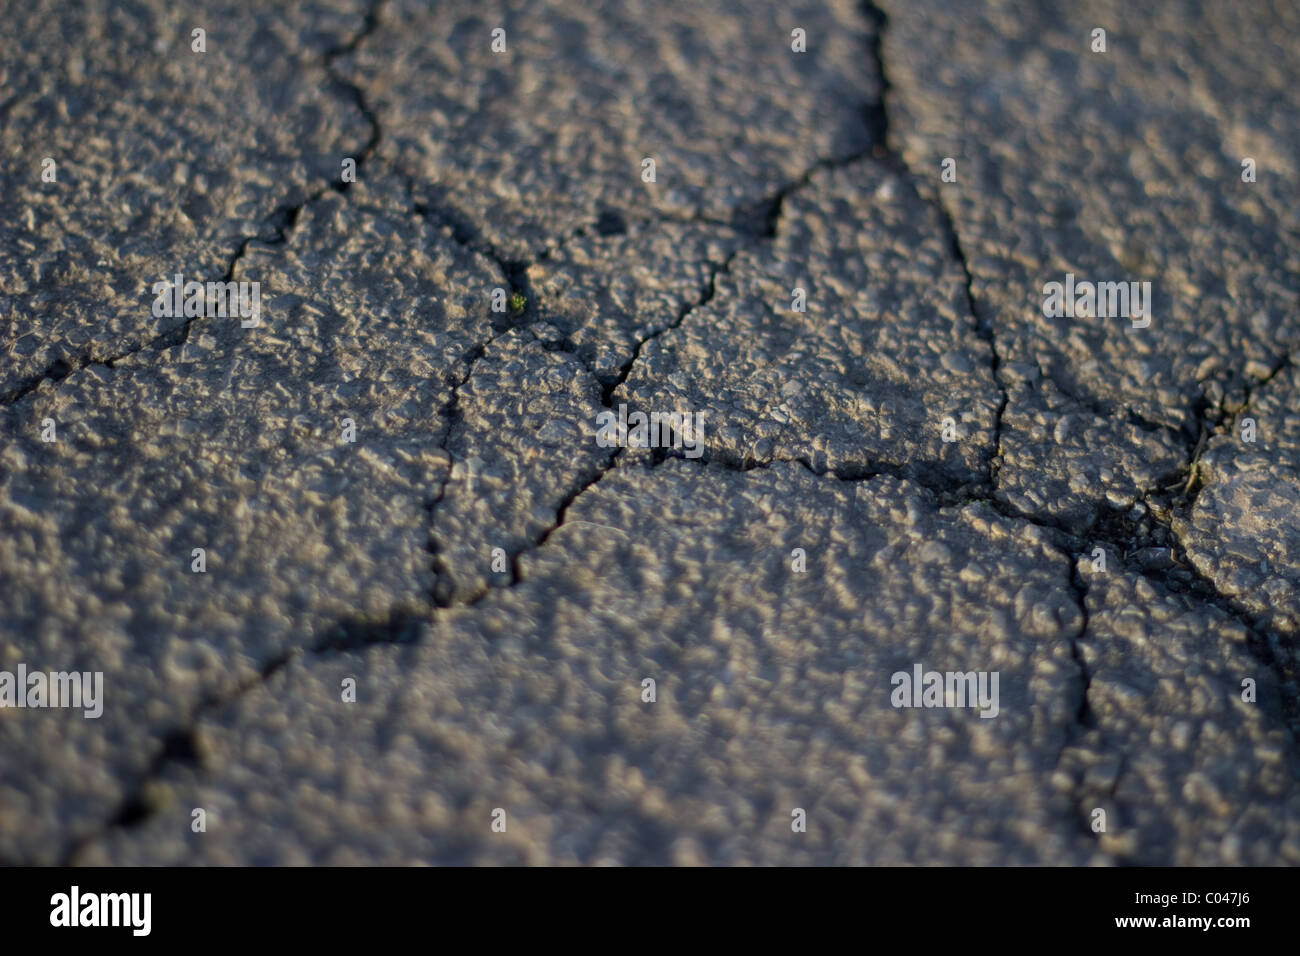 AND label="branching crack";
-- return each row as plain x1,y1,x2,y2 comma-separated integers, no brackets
417,139,879,610
425,250,735,609
862,5,1296,737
